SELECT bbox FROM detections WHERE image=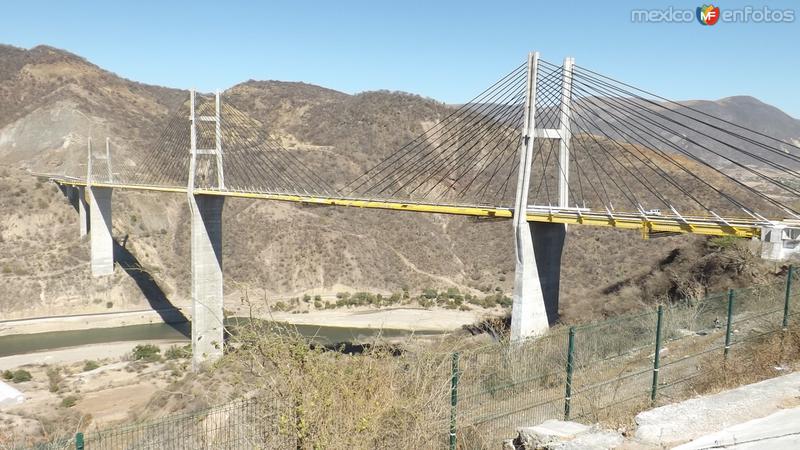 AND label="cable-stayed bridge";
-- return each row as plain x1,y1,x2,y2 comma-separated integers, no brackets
37,52,800,367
